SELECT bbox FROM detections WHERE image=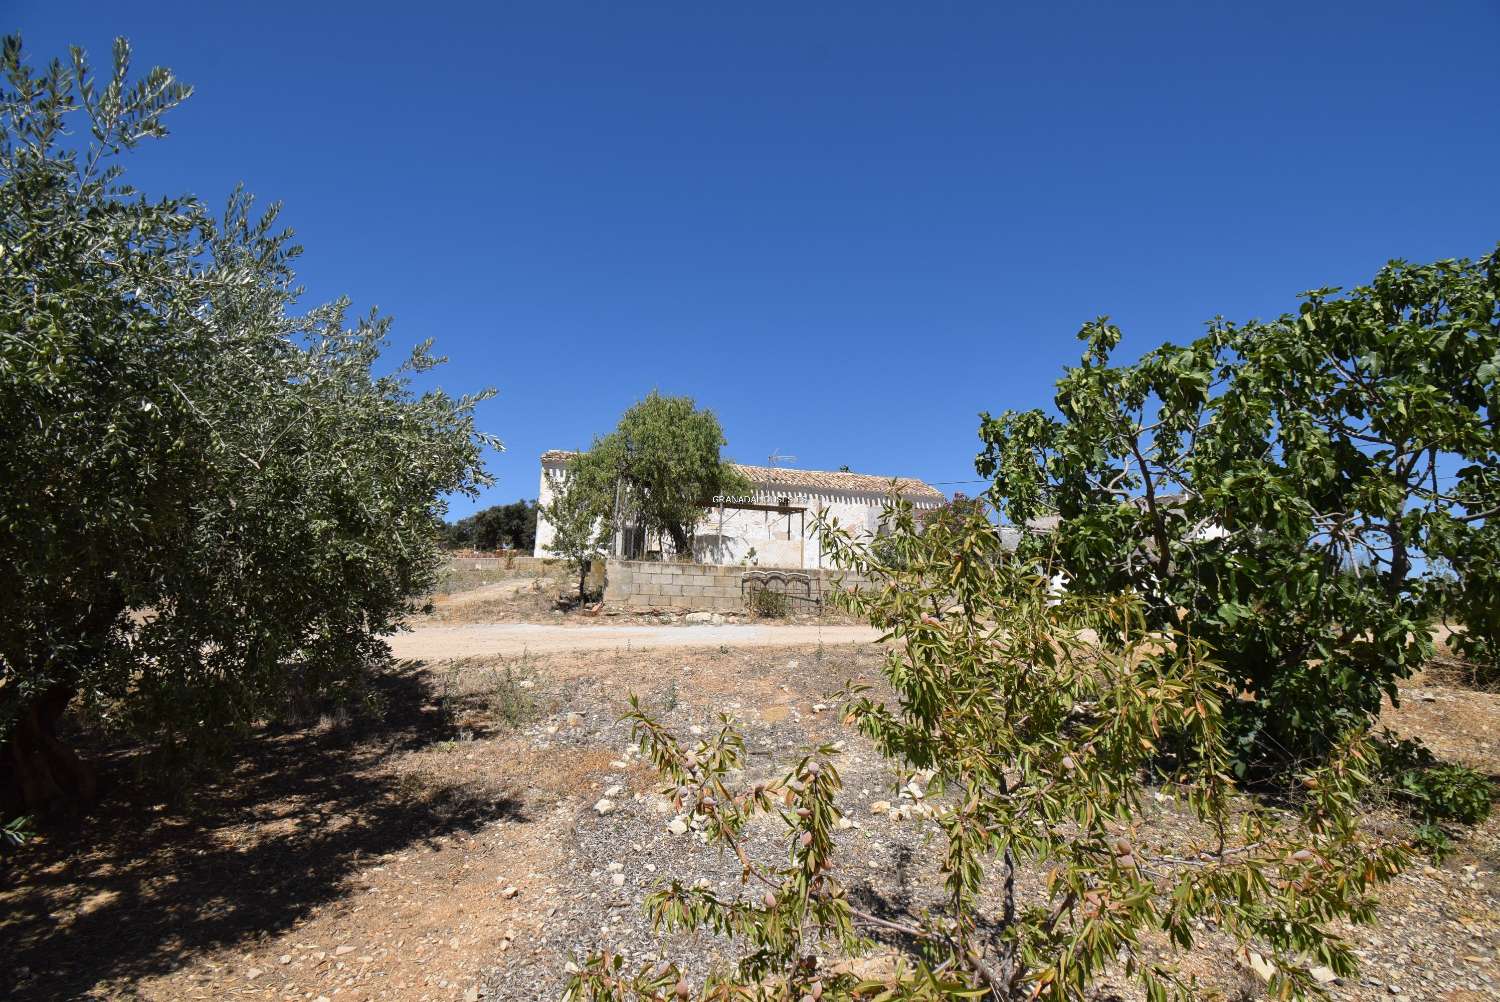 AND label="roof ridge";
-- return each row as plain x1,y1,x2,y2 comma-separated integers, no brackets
538,450,944,502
